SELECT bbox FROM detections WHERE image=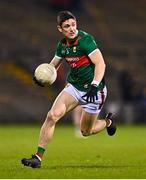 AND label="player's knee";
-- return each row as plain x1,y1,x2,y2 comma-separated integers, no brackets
47,109,63,123
46,112,56,126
